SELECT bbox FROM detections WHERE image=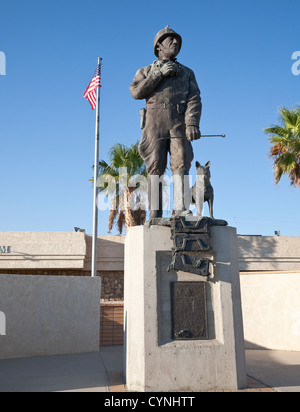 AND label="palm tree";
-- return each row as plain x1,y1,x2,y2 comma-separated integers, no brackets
265,106,300,187
92,142,147,235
